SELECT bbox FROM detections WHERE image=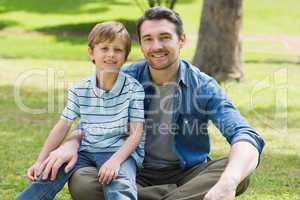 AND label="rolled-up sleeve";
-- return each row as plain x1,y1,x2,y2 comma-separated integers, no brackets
204,79,265,154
